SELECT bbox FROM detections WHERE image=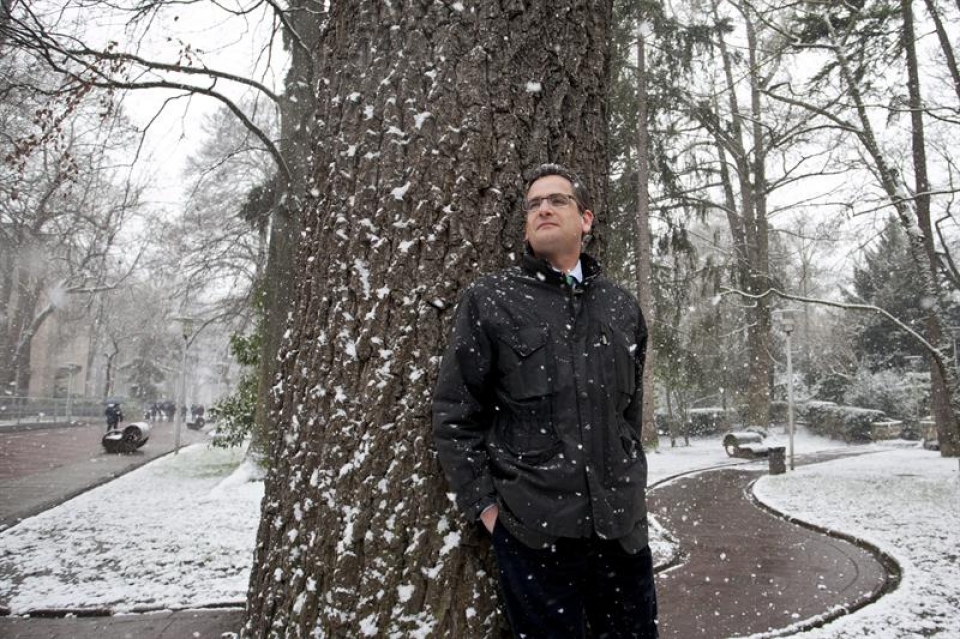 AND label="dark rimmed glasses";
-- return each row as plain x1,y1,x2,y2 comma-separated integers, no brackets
523,193,580,214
